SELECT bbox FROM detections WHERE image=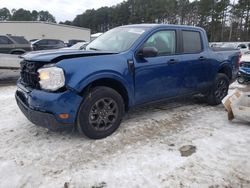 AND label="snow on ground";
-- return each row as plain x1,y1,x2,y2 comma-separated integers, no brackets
0,54,21,68
0,84,250,188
